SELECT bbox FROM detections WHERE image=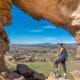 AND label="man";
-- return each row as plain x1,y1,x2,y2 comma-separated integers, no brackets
53,43,68,78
